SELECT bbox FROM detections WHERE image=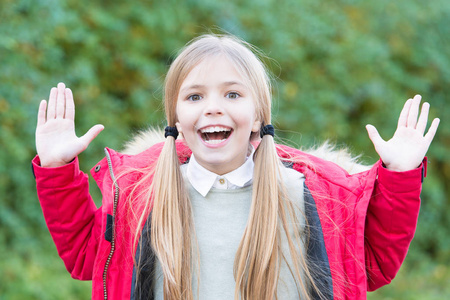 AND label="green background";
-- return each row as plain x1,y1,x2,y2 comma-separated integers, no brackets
1,0,448,299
